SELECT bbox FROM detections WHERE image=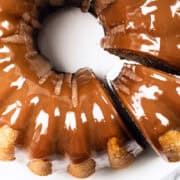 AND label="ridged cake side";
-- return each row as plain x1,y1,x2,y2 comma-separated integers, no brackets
111,64,180,162
0,0,142,177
